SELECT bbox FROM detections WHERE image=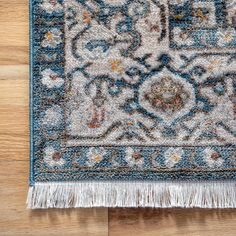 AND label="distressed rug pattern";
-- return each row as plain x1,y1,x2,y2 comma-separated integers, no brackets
28,0,236,208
